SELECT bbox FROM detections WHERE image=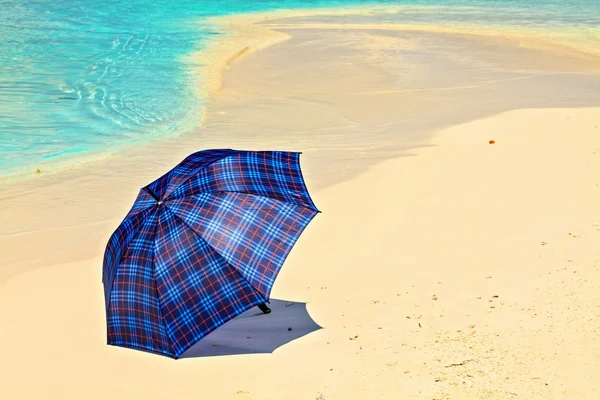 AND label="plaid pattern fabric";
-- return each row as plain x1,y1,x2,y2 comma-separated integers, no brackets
102,150,319,358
